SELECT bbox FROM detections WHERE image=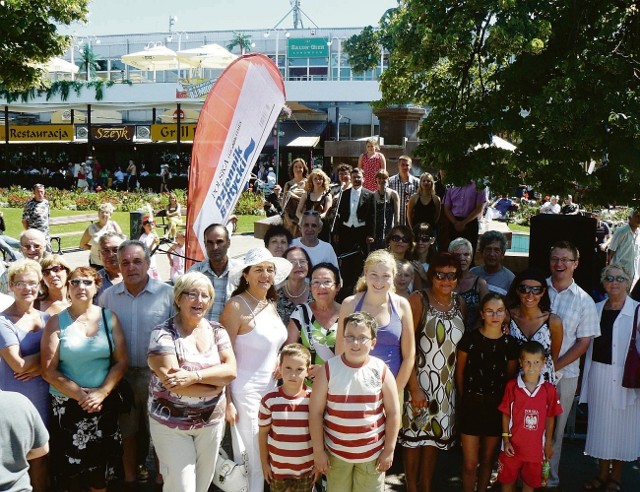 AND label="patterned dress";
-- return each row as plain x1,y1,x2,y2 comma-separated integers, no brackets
509,315,556,384
360,152,385,191
400,291,465,450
